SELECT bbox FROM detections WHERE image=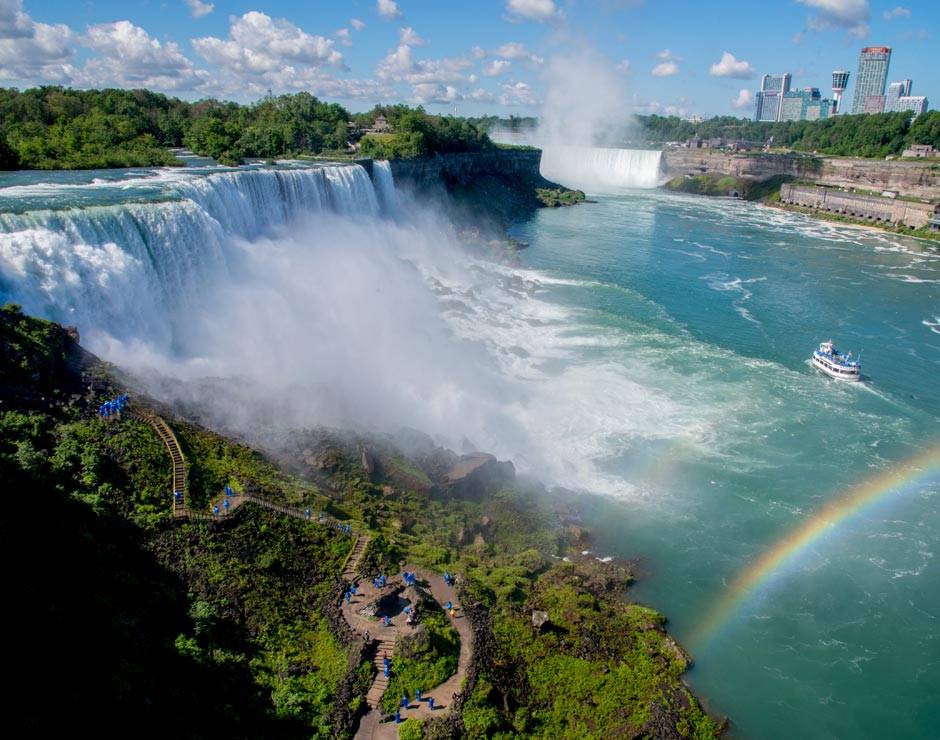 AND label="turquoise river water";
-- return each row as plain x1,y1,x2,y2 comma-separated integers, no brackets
1,158,938,738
